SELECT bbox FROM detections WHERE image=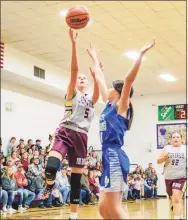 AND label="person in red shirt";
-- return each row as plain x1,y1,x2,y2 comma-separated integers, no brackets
21,152,29,172
88,170,99,199
14,164,35,209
